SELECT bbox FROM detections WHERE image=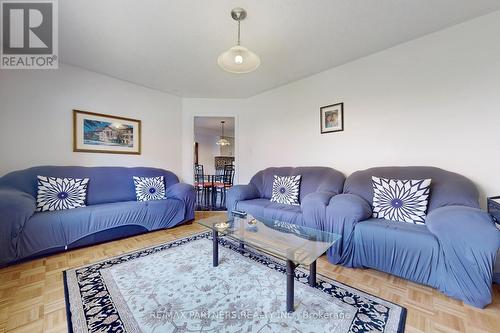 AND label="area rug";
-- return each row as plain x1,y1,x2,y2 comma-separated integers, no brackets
64,232,406,333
